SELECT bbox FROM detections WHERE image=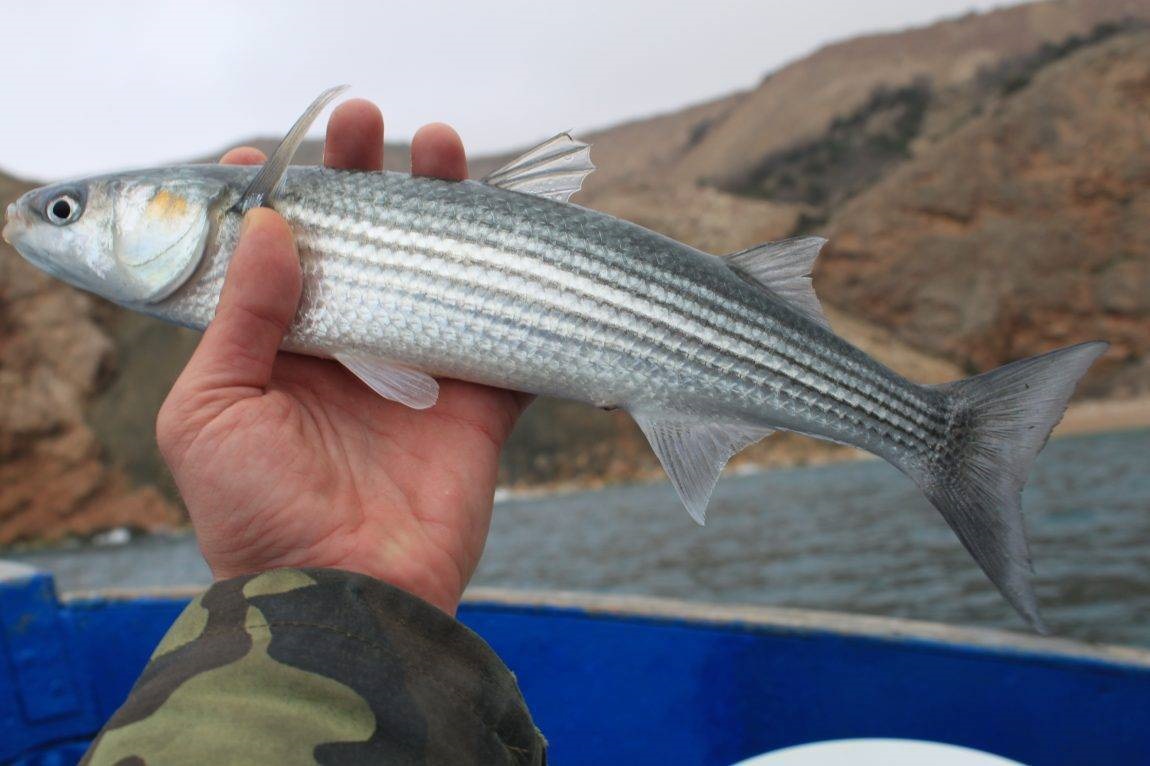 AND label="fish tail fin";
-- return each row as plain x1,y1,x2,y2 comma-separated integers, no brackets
912,341,1107,633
